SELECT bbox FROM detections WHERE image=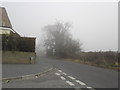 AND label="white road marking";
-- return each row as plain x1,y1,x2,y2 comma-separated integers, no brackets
35,76,38,78
75,80,86,85
62,72,67,75
56,69,89,88
68,76,76,80
66,81,75,86
60,76,66,80
87,87,92,89
58,70,62,72
55,73,60,76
